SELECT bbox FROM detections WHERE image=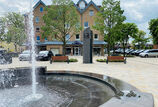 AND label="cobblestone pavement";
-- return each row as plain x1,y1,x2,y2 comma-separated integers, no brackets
0,56,158,106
